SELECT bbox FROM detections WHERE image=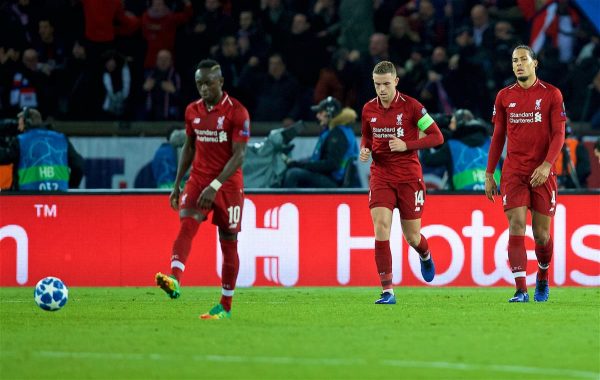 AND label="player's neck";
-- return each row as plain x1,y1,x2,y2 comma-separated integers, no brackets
204,92,223,110
517,75,537,90
379,91,396,109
